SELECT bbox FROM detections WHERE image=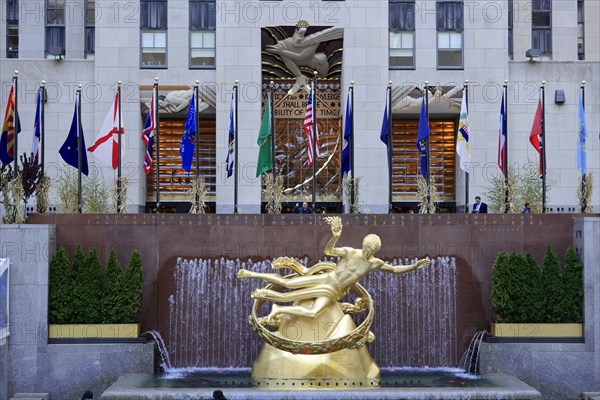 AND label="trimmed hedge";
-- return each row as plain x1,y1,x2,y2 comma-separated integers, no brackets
492,247,584,323
48,247,143,325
